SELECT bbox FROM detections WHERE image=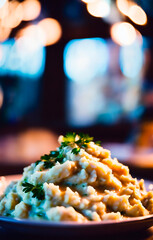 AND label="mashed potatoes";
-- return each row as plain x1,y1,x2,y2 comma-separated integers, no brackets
0,133,153,222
